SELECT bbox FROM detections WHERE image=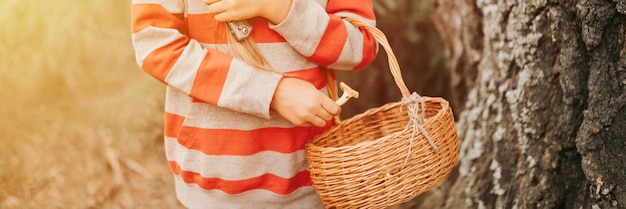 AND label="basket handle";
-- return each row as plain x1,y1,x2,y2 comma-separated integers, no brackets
344,17,412,99
341,18,439,154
